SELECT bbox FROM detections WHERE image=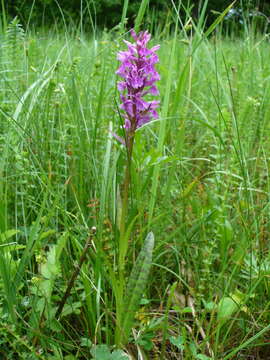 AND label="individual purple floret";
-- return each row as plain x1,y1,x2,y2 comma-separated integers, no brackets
116,29,160,140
